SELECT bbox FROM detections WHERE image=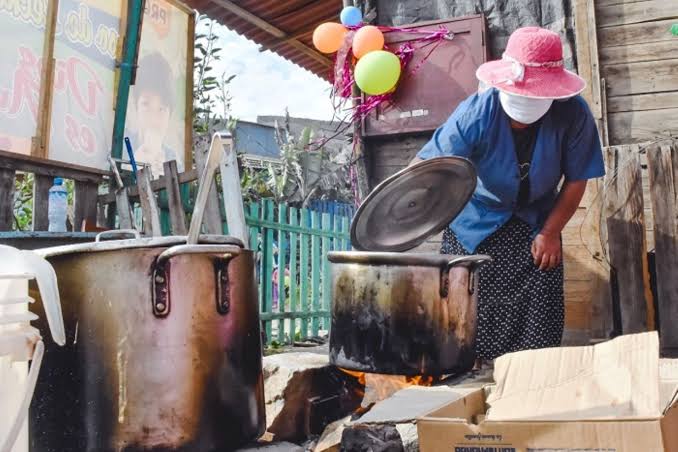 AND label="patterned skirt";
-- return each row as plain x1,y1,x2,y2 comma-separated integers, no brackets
441,216,564,360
